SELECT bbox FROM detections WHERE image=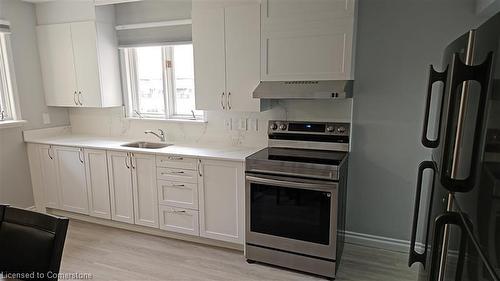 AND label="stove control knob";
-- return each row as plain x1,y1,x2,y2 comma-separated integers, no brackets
337,126,347,134
326,126,335,133
270,123,278,130
279,124,287,131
